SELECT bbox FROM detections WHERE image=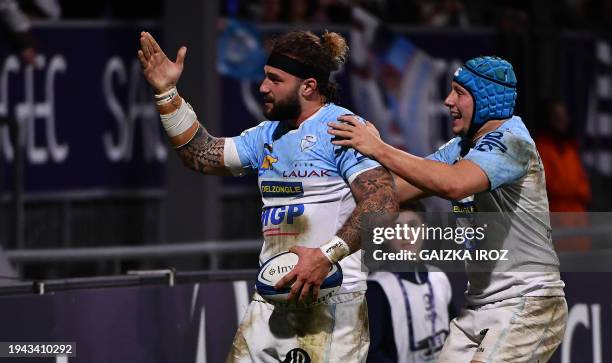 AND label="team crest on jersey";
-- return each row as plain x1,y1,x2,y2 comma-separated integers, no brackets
259,143,278,175
300,134,317,152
